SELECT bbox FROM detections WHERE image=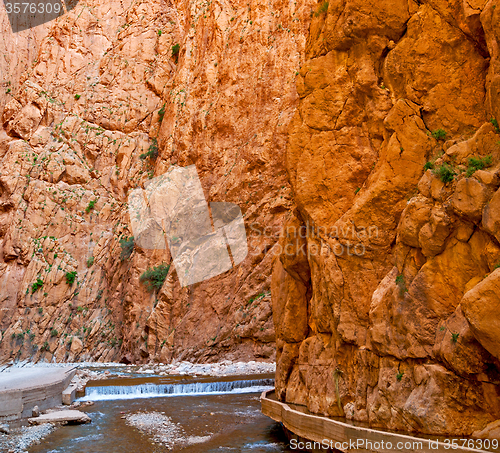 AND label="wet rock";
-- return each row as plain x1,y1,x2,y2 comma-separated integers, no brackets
28,410,91,425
